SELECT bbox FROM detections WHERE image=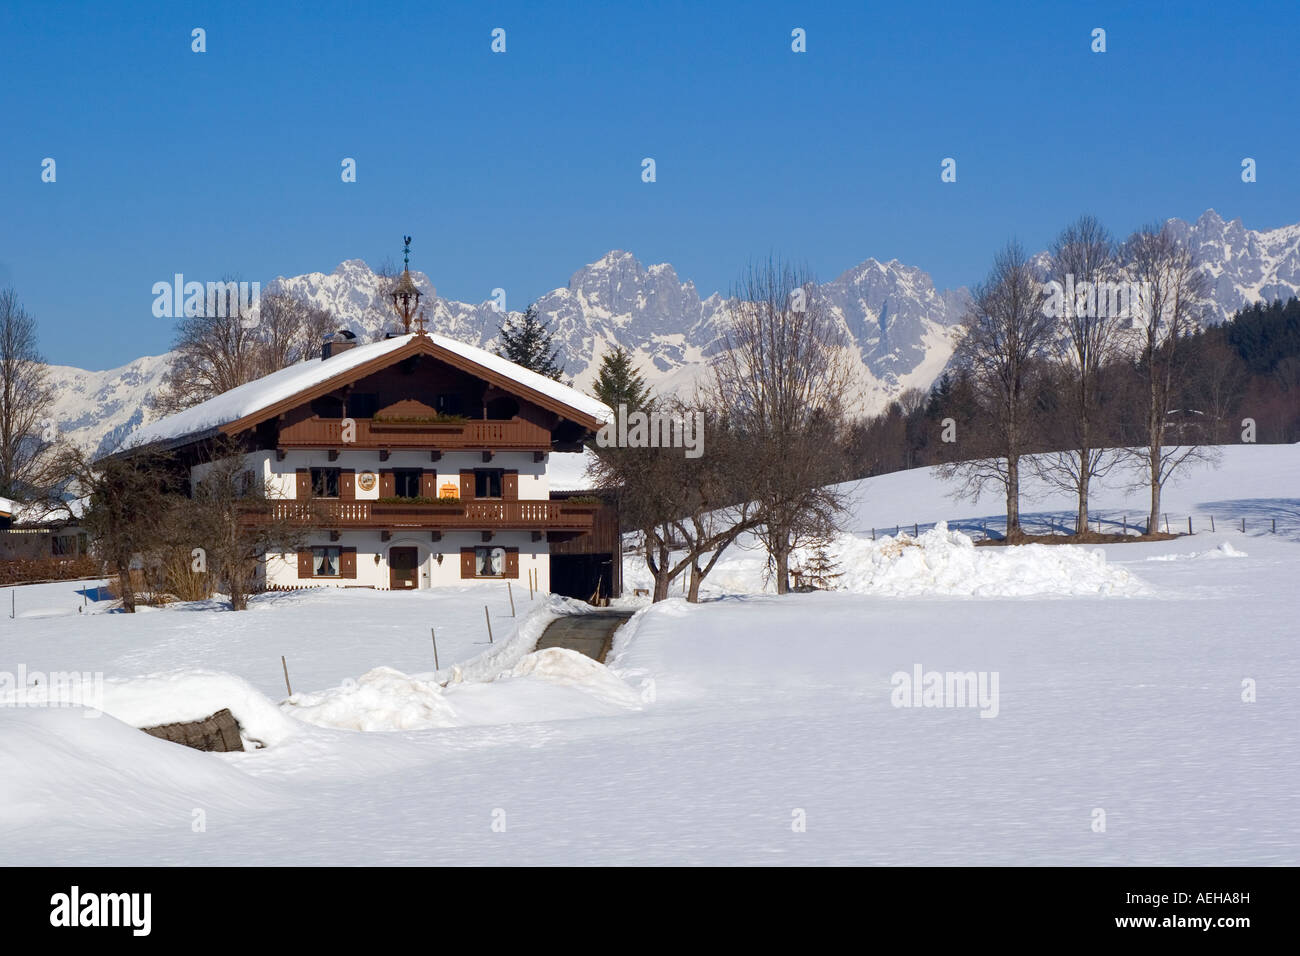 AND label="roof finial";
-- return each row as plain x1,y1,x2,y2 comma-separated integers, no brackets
390,235,422,334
